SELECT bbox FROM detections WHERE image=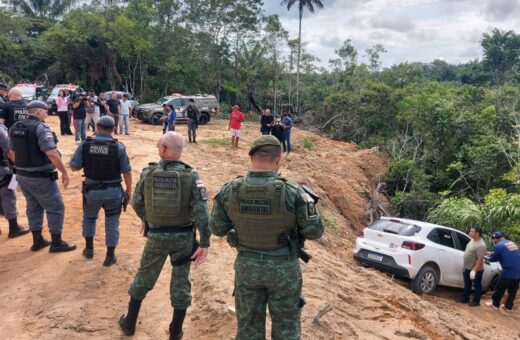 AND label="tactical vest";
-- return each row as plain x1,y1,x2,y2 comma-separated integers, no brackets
227,176,297,250
82,137,121,180
144,161,193,227
6,100,29,127
10,117,50,168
